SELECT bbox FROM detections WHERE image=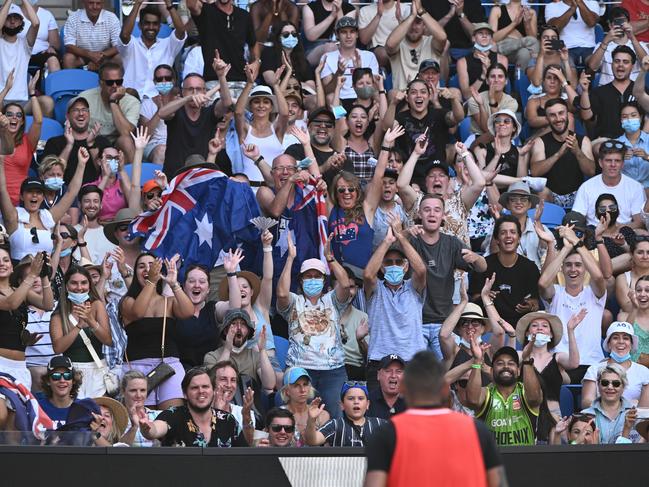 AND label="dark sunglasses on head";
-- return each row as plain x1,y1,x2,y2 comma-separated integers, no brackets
337,187,356,194
50,371,73,381
281,31,297,38
30,227,39,244
144,191,162,200
103,78,124,87
5,111,24,119
345,380,367,387
270,424,295,433
154,75,173,82
384,258,405,266
599,379,622,388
